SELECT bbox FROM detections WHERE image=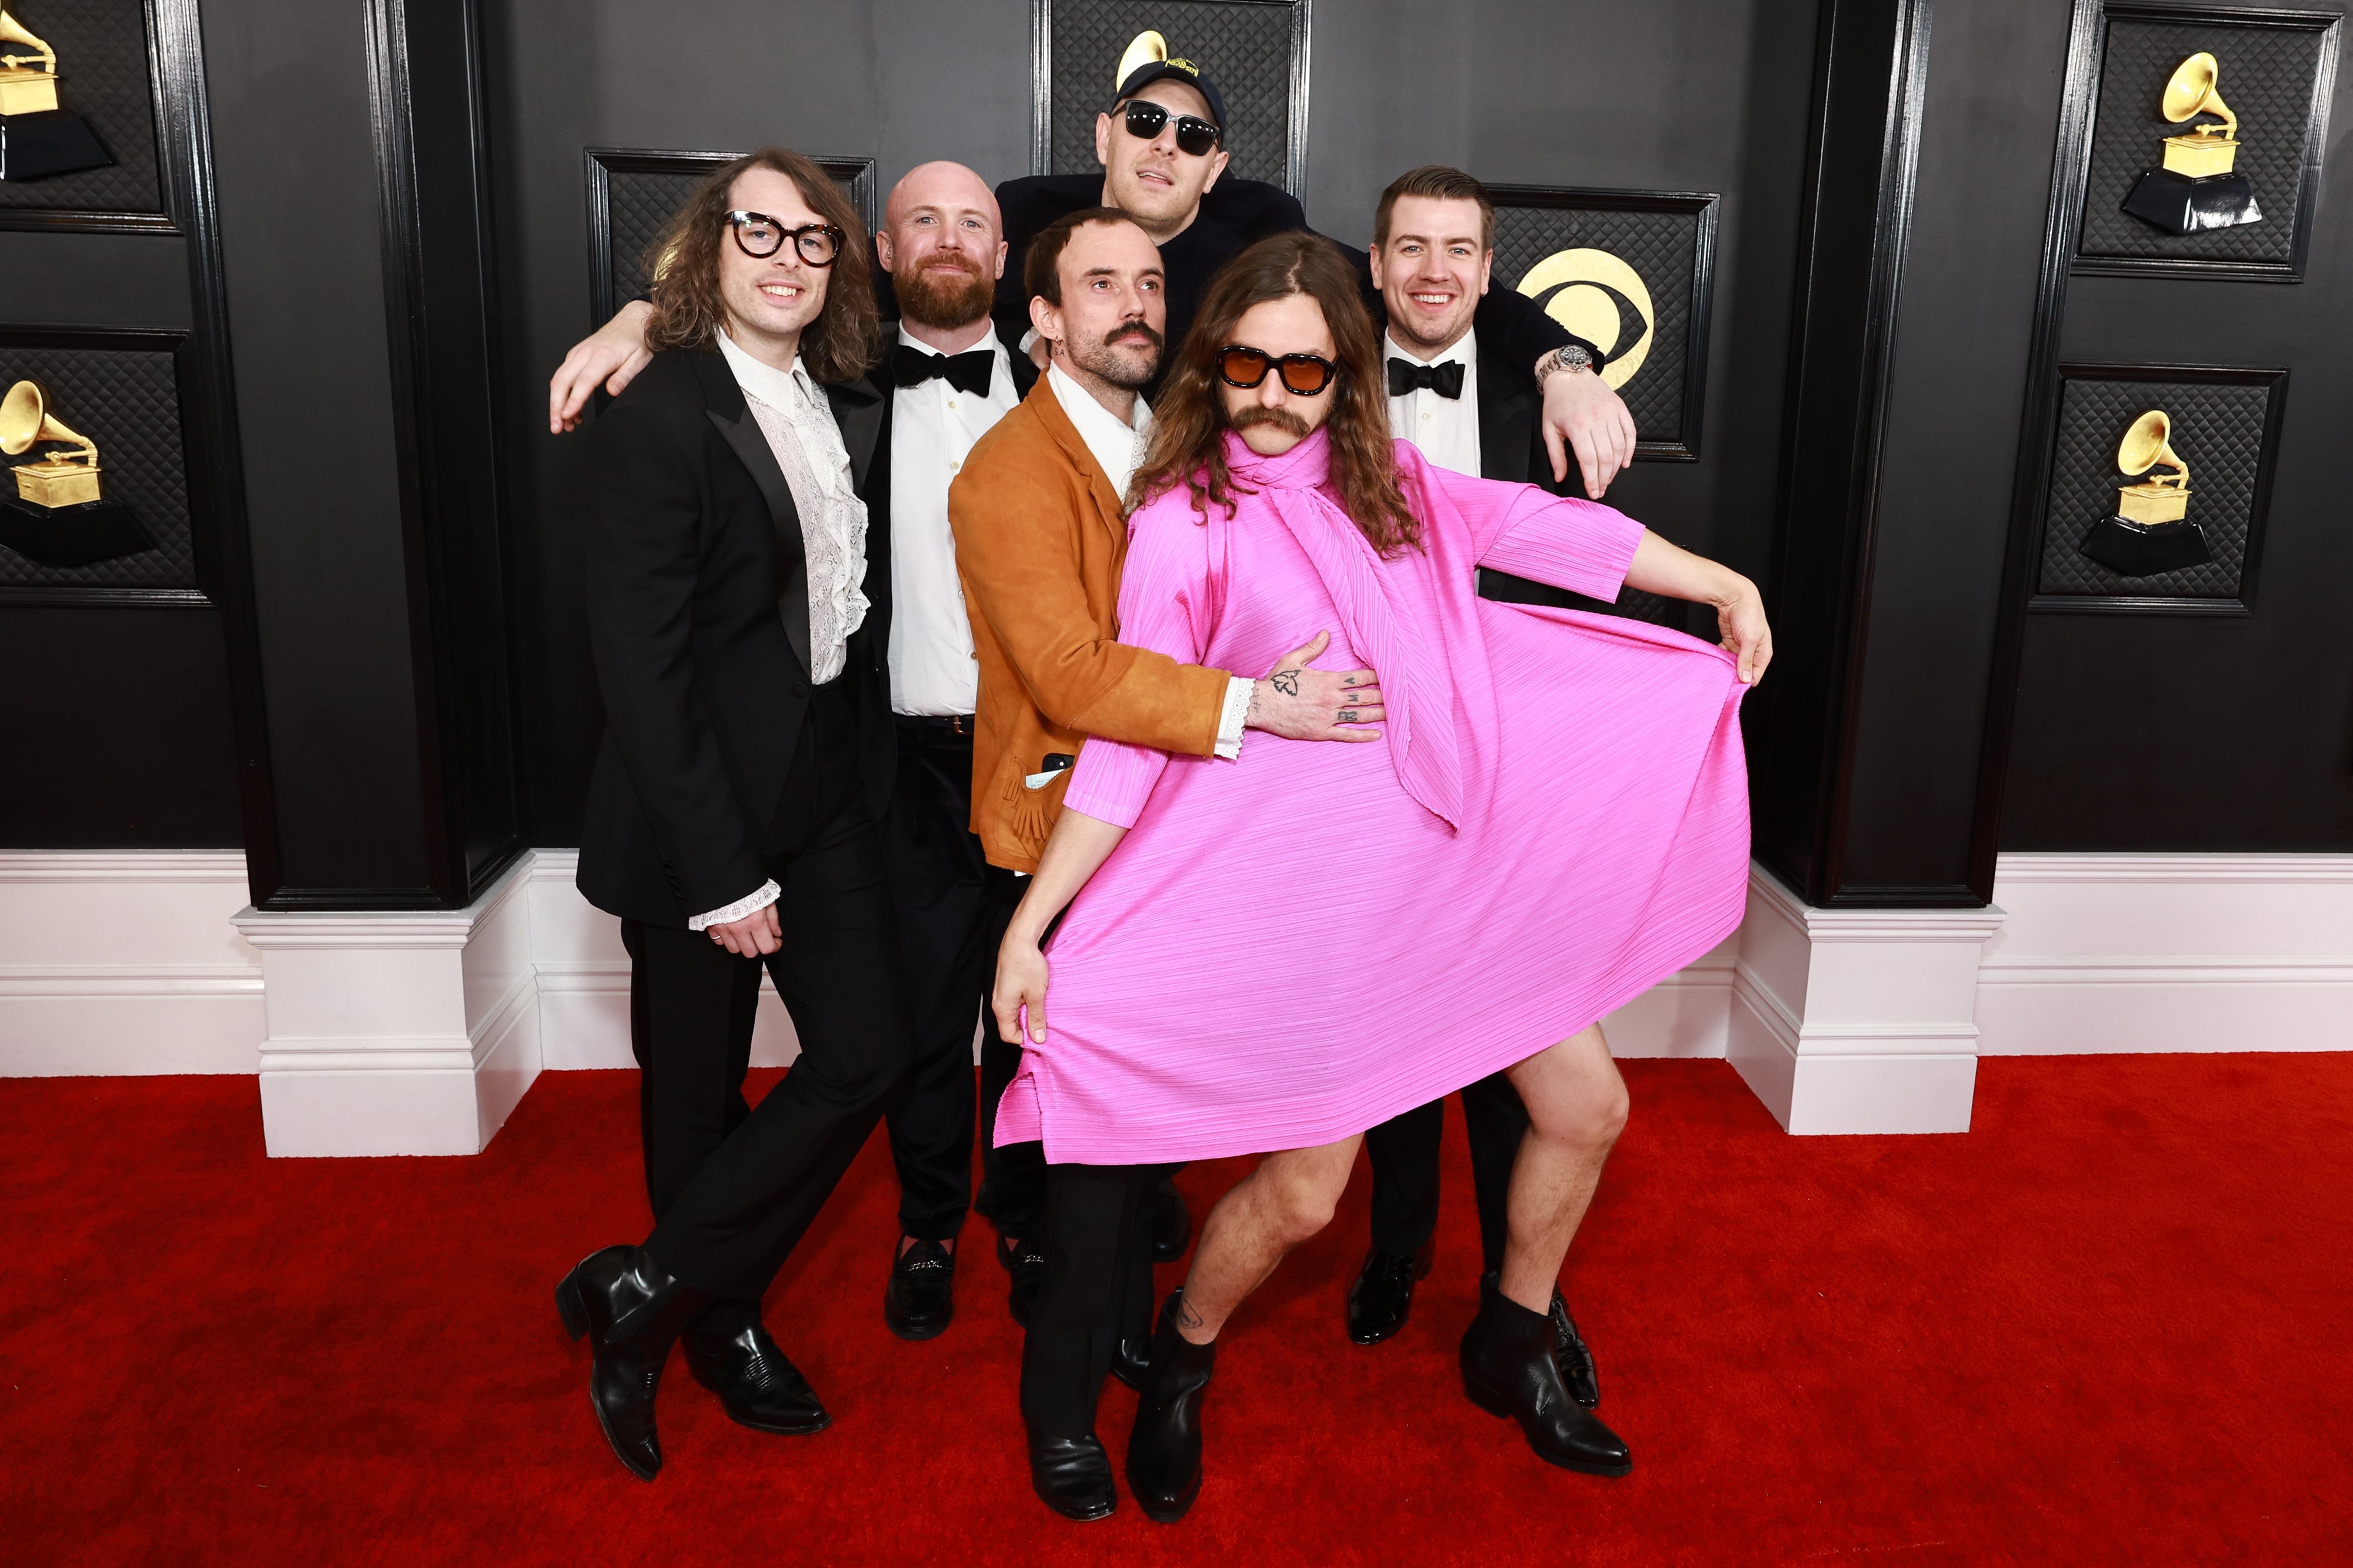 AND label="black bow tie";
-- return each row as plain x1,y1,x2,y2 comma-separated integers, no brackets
893,343,994,398
1387,356,1465,399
